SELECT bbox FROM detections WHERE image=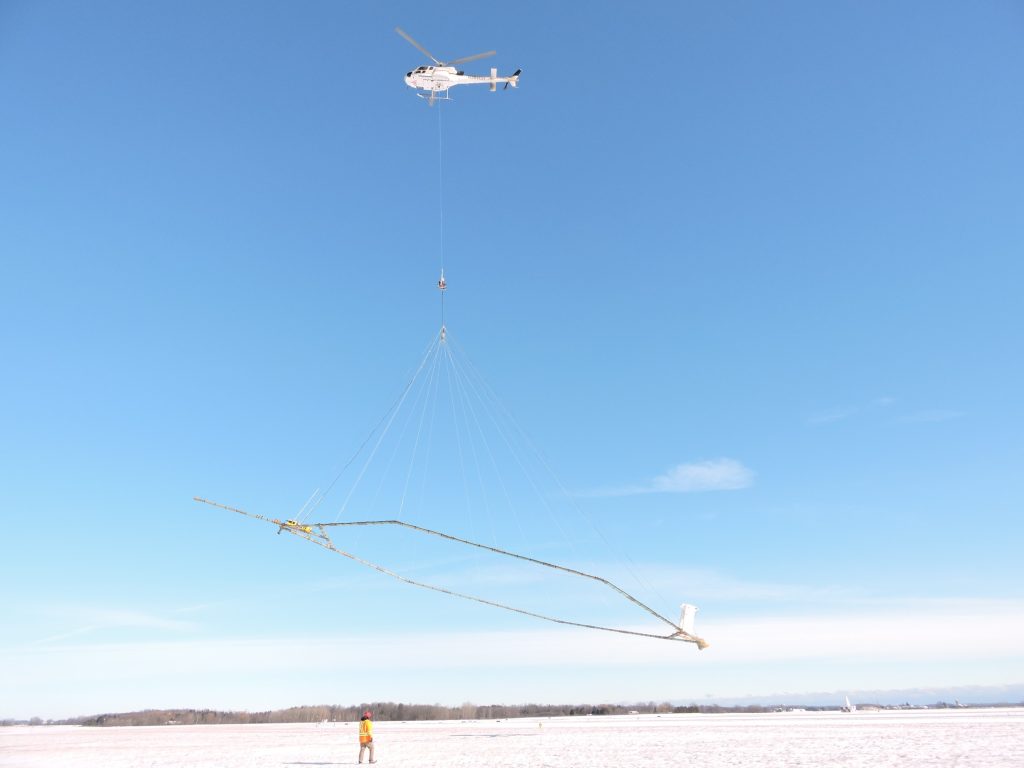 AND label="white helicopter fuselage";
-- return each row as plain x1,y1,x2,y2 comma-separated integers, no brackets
404,65,519,94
